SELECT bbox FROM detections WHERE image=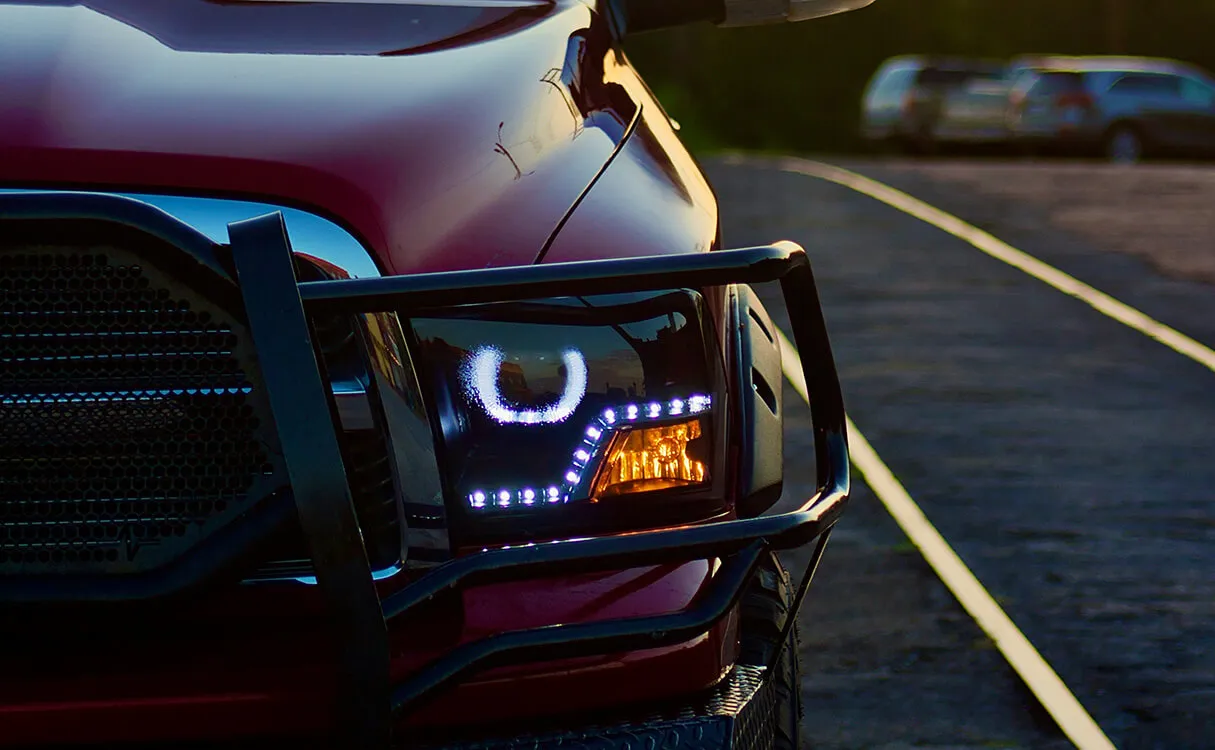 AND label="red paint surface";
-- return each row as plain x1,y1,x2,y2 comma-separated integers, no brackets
0,562,737,744
0,0,733,743
0,0,638,273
